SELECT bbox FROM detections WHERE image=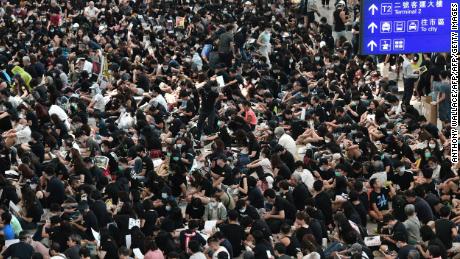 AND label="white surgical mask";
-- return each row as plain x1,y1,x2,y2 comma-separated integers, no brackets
165,205,171,211
429,144,436,149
